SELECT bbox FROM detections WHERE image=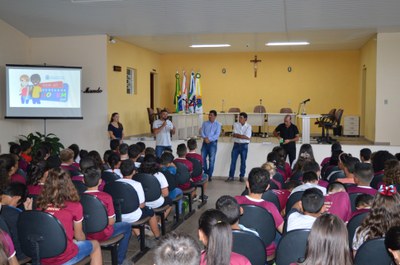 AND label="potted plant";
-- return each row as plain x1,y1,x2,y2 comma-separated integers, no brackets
9,132,64,155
